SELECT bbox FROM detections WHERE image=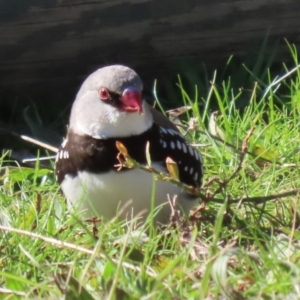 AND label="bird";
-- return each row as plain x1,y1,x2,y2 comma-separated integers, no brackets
55,65,203,224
